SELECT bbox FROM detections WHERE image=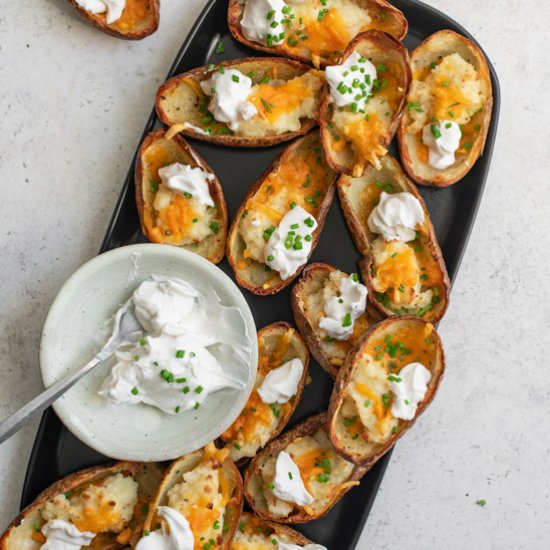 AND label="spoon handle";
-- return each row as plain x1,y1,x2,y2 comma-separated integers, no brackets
0,356,102,444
